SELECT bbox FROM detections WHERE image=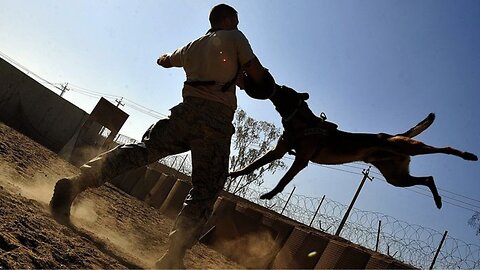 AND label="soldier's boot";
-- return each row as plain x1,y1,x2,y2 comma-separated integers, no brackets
49,175,92,224
155,221,197,269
